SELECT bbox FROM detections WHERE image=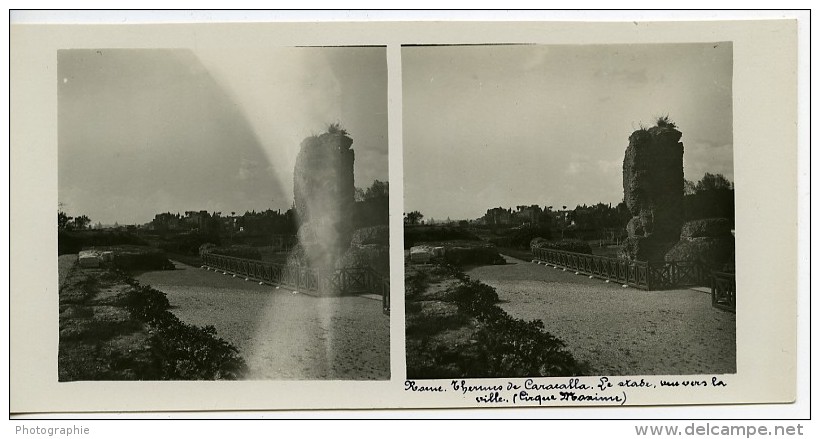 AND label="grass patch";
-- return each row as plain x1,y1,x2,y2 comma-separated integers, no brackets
404,303,468,339
59,273,99,305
